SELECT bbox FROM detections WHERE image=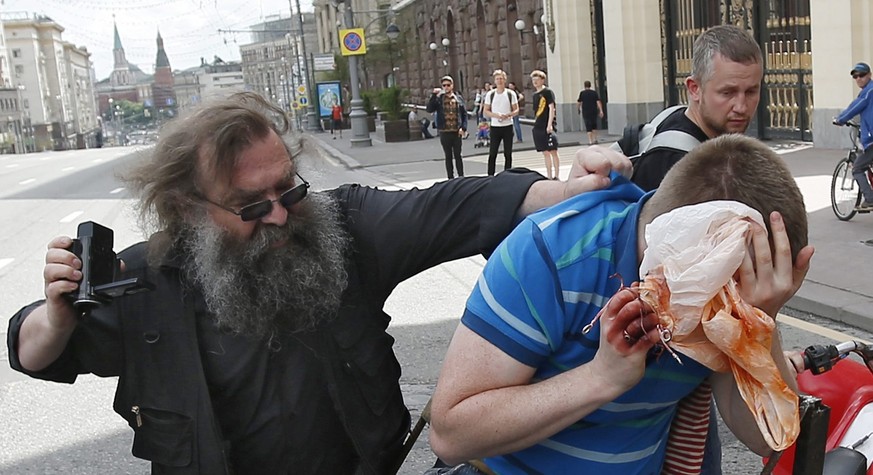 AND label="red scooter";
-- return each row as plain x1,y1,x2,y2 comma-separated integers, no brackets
767,341,873,475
